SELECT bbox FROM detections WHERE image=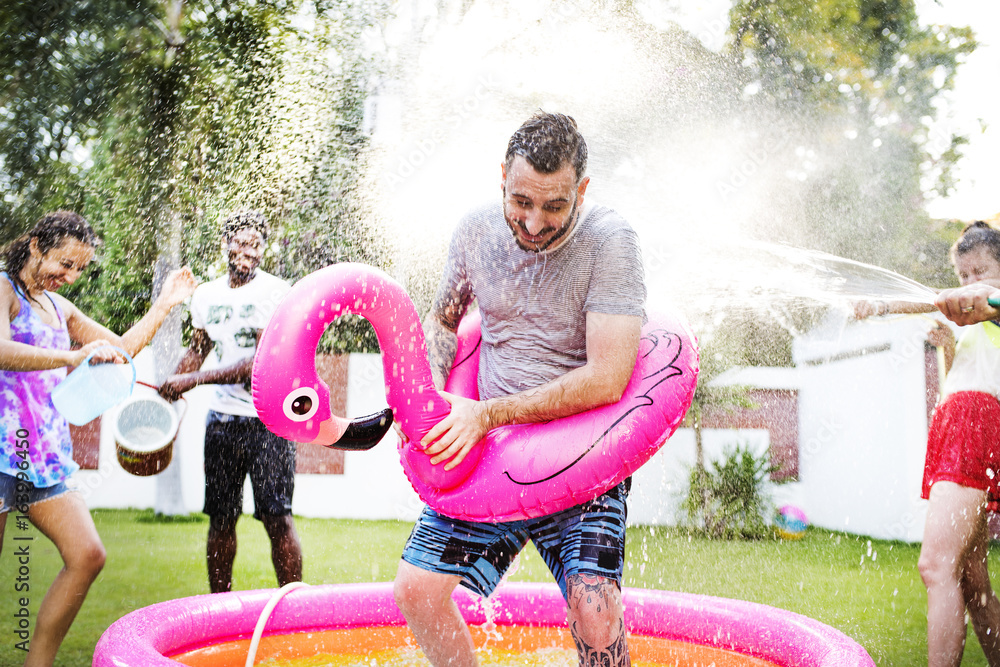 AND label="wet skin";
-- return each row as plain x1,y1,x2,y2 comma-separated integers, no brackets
501,155,589,254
